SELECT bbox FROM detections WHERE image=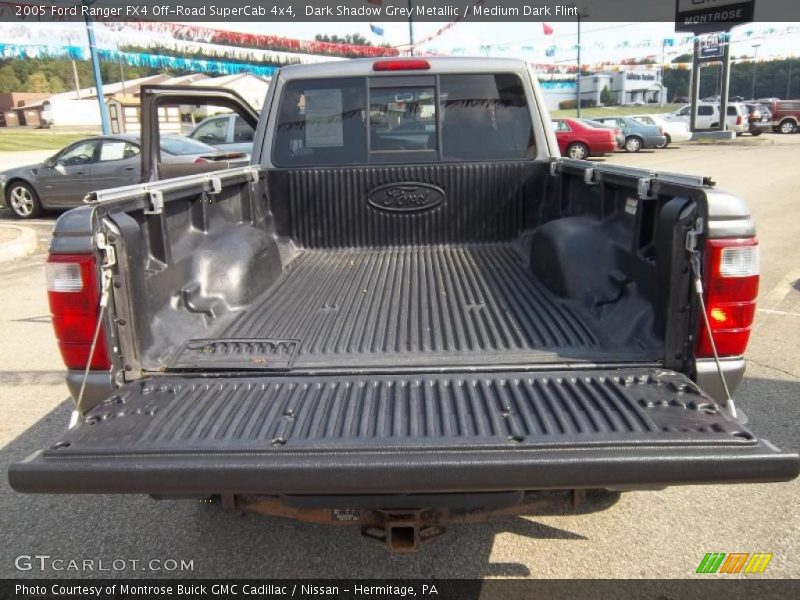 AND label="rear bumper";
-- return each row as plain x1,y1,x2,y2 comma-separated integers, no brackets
643,135,668,148
9,368,798,495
